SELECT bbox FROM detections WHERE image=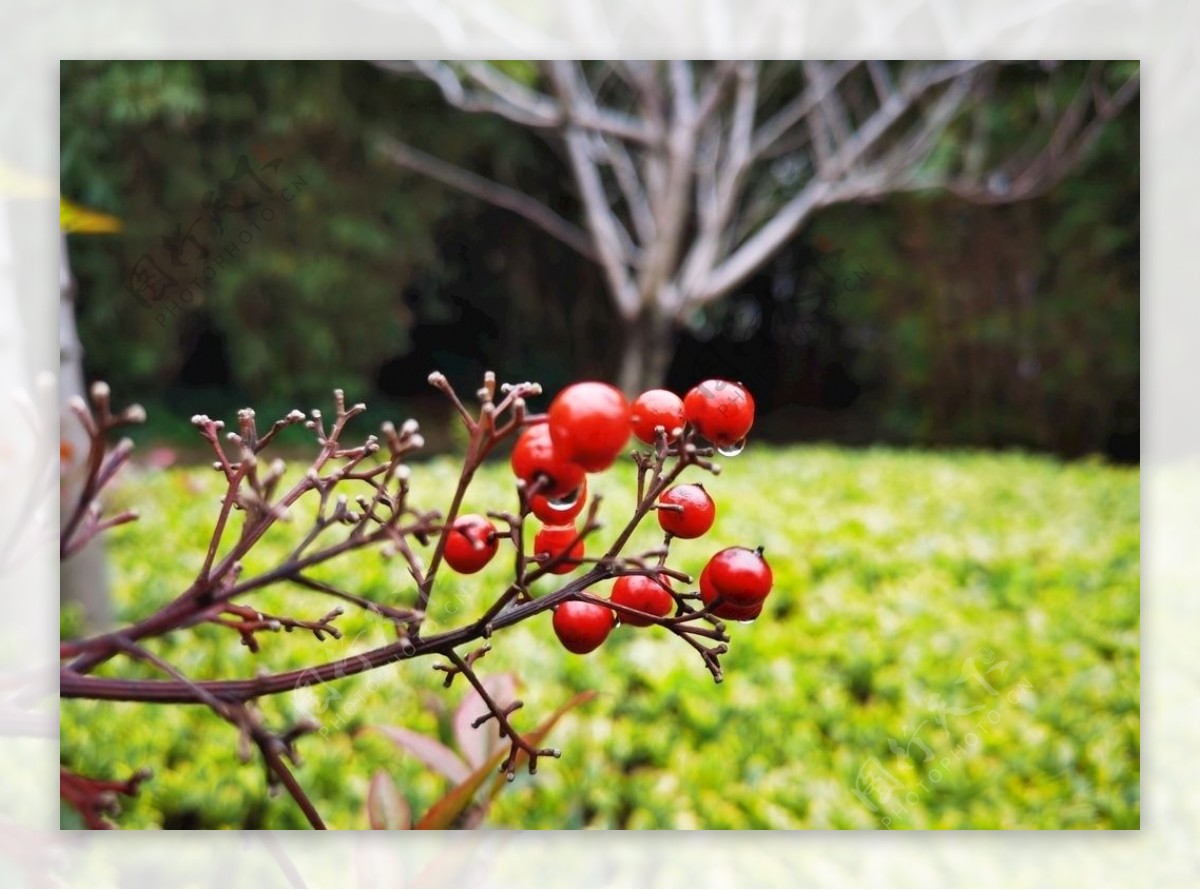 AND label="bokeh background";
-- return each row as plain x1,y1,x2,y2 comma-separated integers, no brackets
59,60,1139,829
